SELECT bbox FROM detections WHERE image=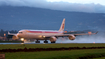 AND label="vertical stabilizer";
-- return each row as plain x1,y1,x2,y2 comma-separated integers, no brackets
59,18,65,31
